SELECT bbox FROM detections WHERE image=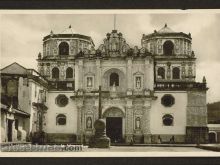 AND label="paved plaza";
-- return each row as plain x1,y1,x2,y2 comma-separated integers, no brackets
0,144,214,152
85,146,212,152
